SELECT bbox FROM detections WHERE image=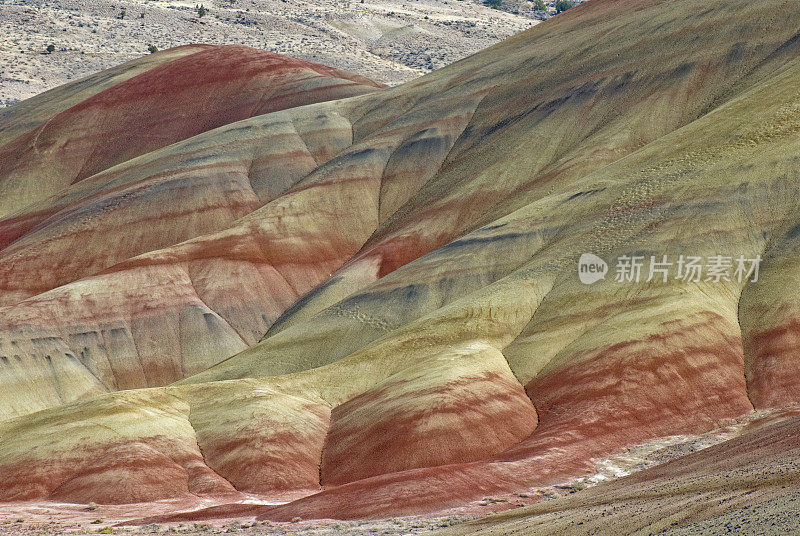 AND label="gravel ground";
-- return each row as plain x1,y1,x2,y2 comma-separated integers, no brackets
660,492,800,536
0,515,477,535
0,0,588,107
